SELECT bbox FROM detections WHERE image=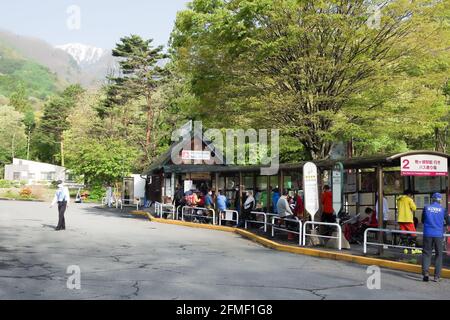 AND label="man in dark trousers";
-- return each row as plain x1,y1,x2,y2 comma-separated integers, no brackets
50,180,70,231
421,193,450,282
